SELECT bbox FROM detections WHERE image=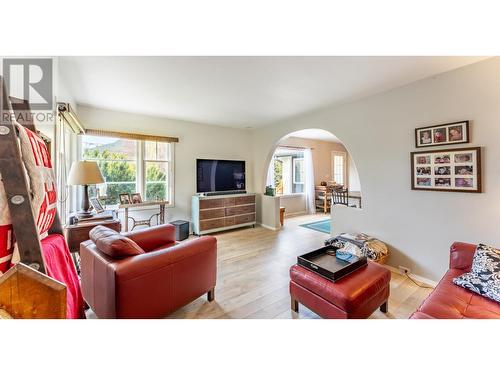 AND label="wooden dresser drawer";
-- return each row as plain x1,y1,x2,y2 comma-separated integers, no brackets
199,199,224,209
222,197,235,206
200,218,225,231
199,208,225,220
235,195,255,205
225,204,255,216
193,194,257,234
234,213,256,225
224,217,236,226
